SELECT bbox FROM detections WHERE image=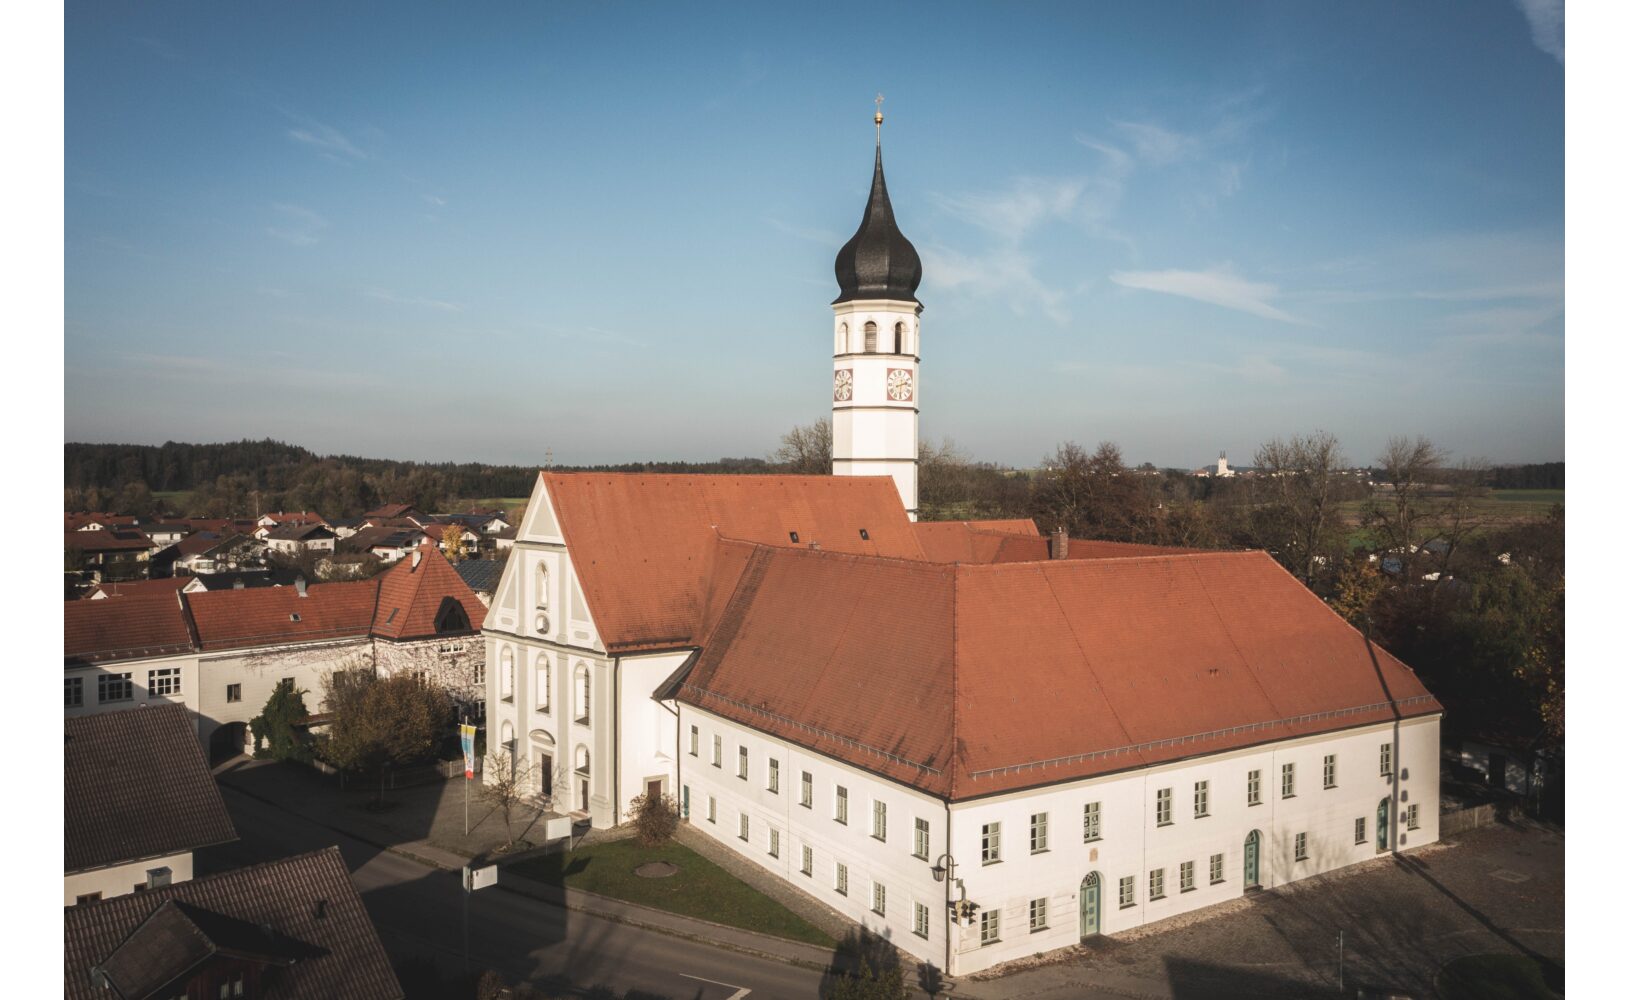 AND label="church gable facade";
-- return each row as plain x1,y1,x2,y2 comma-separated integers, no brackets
478,113,1443,977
